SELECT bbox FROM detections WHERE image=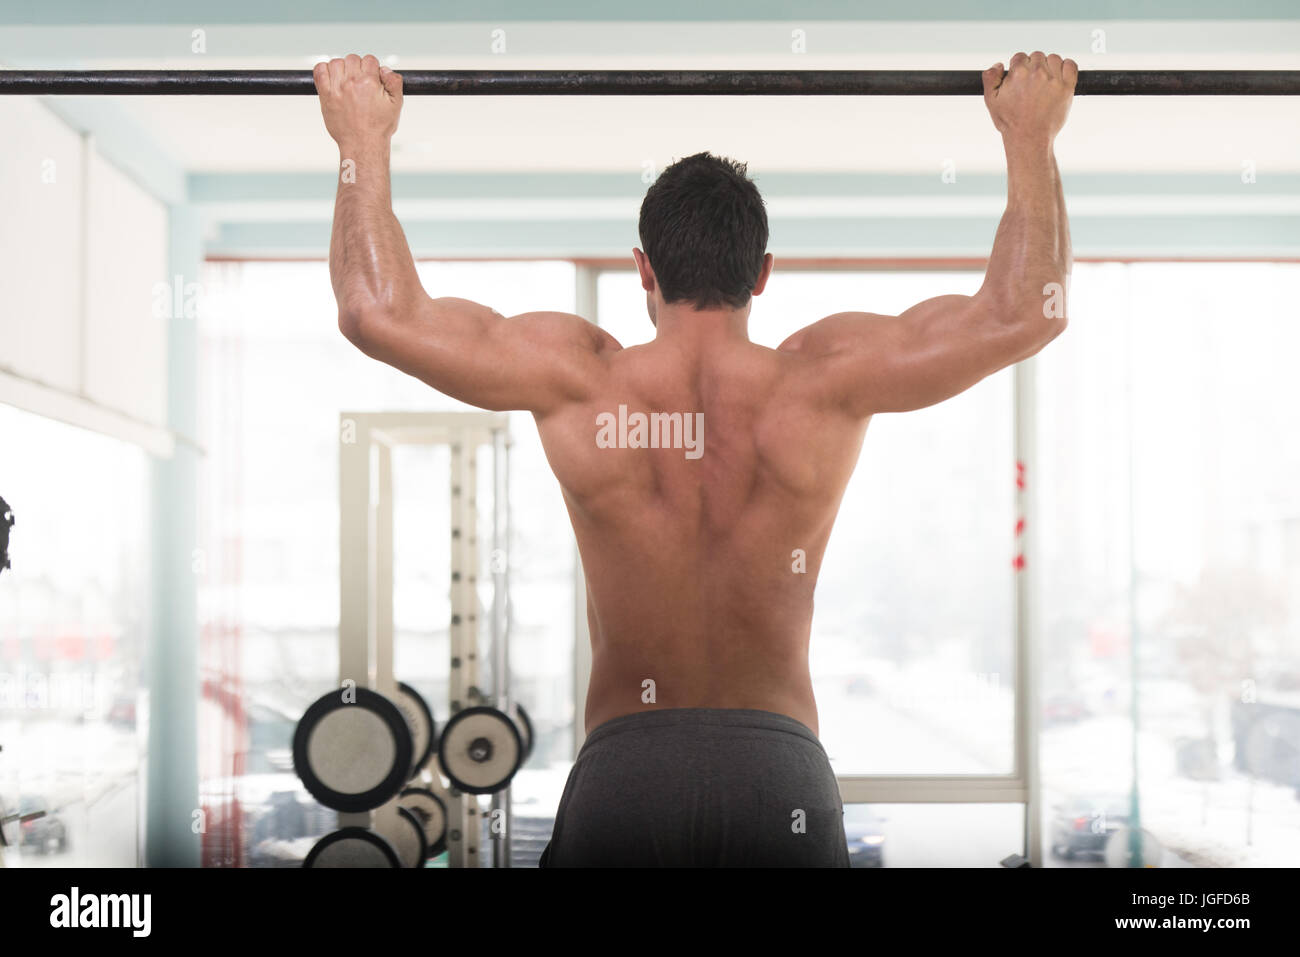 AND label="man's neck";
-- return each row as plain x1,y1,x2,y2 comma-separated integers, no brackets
653,304,752,349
